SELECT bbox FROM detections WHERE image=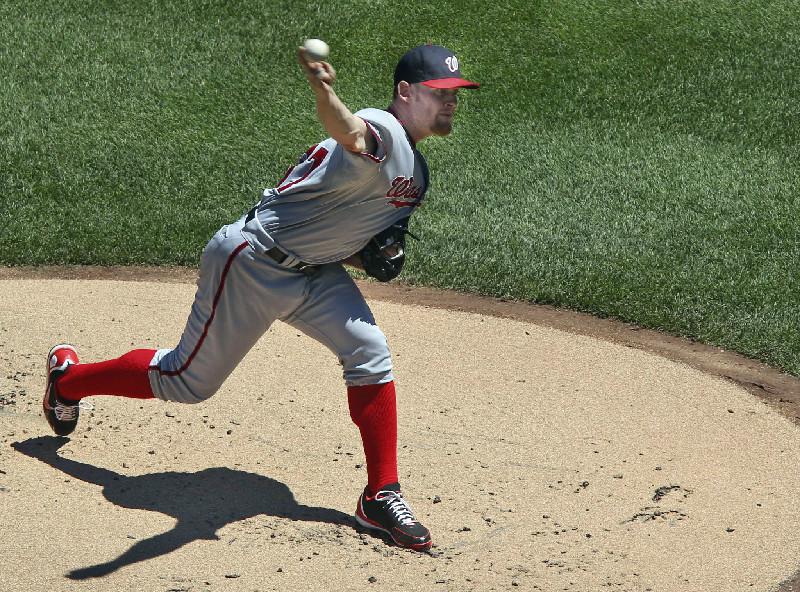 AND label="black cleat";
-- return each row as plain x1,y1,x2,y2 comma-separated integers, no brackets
355,483,432,551
42,344,81,436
